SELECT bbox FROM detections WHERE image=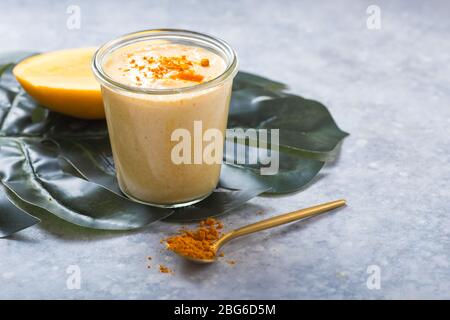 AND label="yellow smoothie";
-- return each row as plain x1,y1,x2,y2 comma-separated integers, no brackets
95,32,237,207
